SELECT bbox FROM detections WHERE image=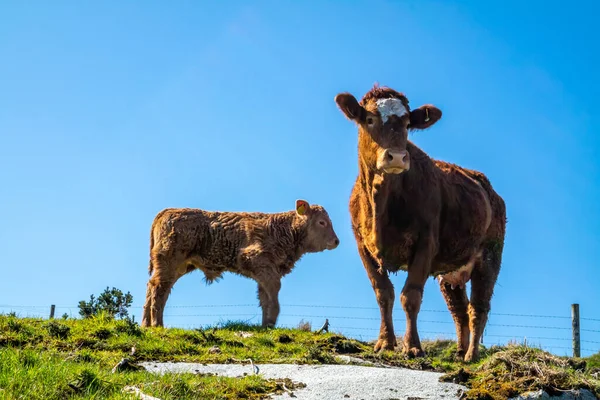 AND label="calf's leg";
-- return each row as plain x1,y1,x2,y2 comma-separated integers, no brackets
146,256,179,327
257,278,281,328
357,244,397,352
141,281,153,327
439,283,470,359
401,233,436,358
